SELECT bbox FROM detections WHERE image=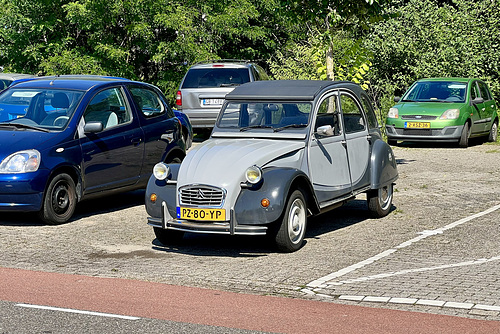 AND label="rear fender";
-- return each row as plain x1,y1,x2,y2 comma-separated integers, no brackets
370,139,398,189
